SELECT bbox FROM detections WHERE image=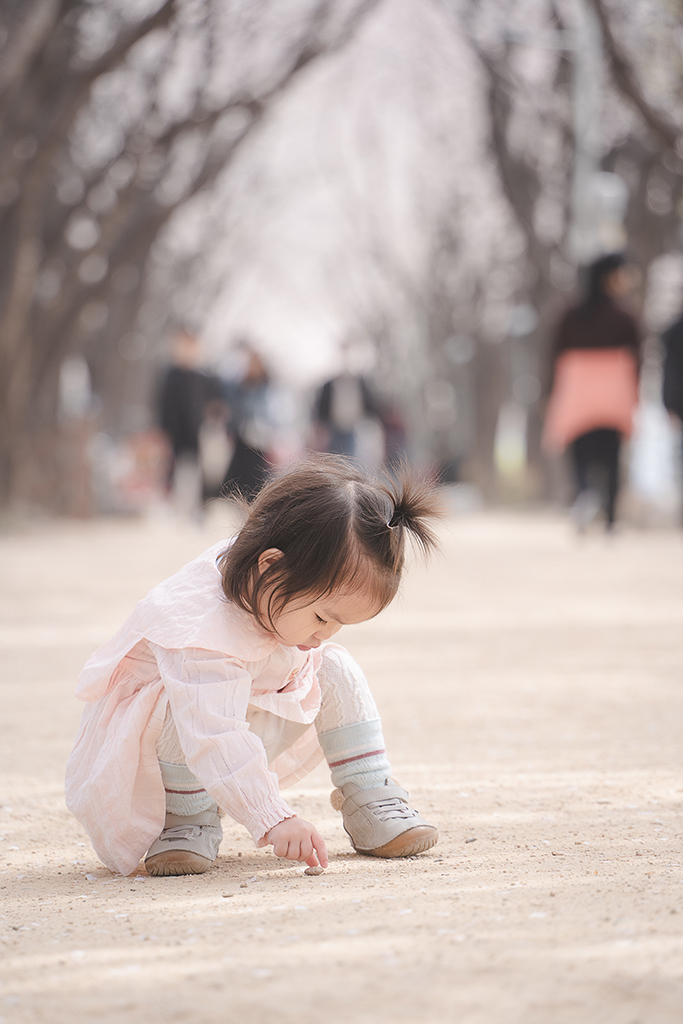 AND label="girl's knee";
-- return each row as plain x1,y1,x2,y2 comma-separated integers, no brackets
319,644,363,682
